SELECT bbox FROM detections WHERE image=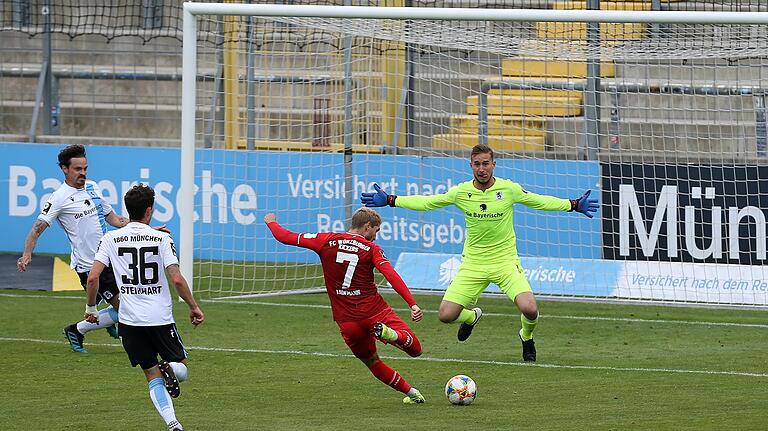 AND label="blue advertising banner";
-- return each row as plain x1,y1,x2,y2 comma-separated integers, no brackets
394,252,622,297
2,143,180,255
1,143,601,264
